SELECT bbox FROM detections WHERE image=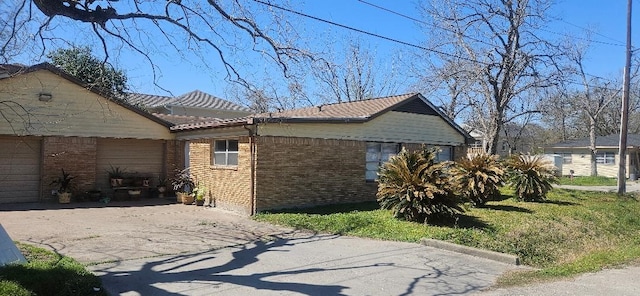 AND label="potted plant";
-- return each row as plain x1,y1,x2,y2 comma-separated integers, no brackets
171,168,194,204
193,185,207,206
157,177,168,198
50,169,75,204
107,165,125,187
